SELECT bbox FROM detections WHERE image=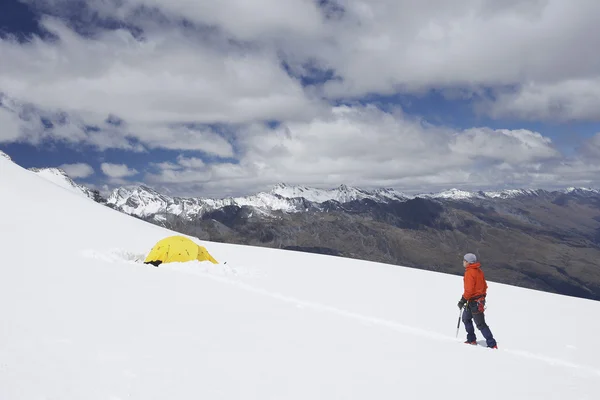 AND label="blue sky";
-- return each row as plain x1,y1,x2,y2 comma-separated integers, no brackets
1,0,600,198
